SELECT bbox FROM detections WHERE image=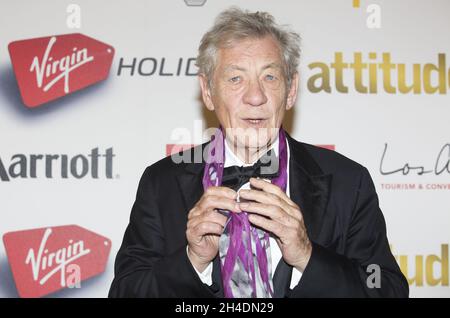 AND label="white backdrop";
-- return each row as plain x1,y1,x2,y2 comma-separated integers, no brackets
0,0,449,297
